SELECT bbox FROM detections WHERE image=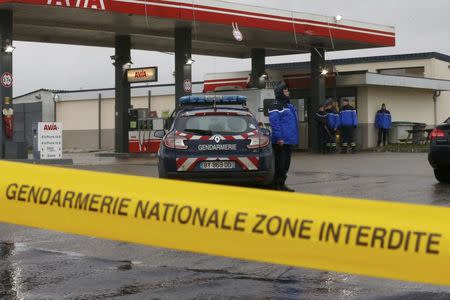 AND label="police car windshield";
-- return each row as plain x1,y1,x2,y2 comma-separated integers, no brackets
176,115,256,135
